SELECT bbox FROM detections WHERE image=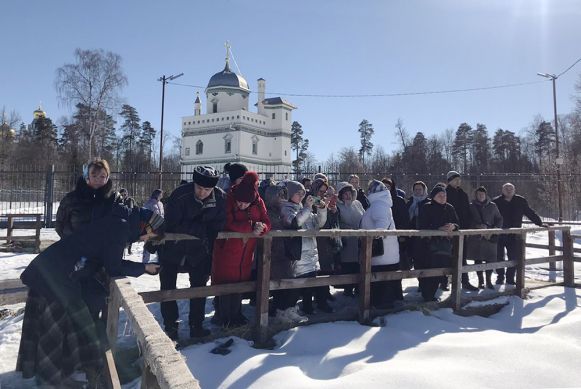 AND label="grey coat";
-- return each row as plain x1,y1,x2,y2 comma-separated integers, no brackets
337,200,364,263
280,200,327,277
466,199,503,262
